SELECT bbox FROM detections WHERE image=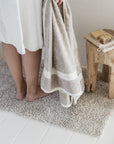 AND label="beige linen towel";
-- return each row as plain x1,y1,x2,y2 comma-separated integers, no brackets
41,0,85,108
